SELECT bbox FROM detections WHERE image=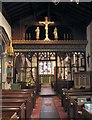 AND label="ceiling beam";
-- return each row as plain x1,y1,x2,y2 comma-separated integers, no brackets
10,7,31,18
7,2,29,12
10,11,32,24
2,5,12,25
2,2,19,9
68,3,91,17
8,6,30,16
66,6,91,23
66,10,89,25
30,3,37,20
